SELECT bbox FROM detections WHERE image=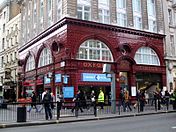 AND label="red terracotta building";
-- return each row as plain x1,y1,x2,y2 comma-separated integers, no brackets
18,17,166,101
